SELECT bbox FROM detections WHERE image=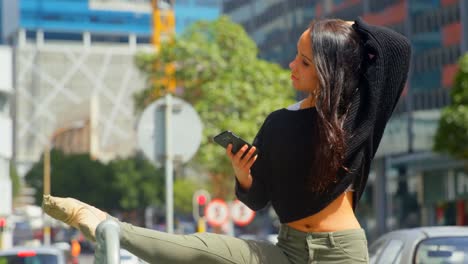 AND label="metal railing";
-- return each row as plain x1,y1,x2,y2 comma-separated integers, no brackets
94,219,121,264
